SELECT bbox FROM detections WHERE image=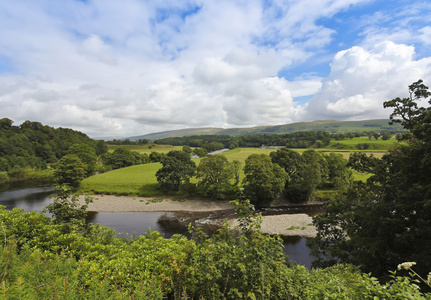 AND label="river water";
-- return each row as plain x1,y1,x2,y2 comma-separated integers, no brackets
0,180,317,269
